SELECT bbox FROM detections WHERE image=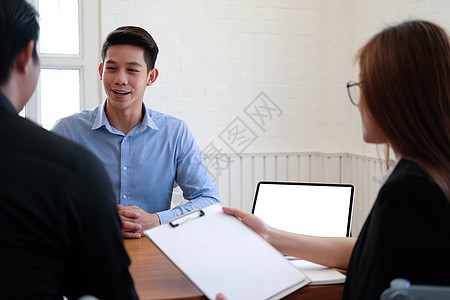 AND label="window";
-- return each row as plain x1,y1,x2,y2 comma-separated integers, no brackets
40,68,80,128
39,0,80,55
25,0,101,129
